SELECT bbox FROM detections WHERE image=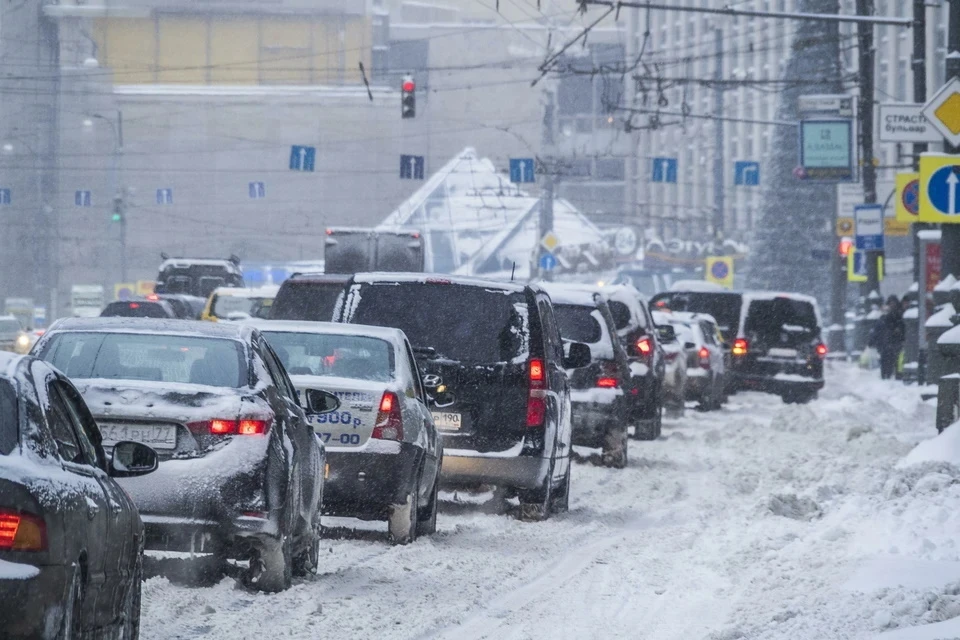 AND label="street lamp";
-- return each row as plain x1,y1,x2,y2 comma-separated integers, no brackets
85,111,126,282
